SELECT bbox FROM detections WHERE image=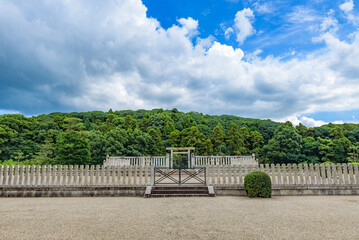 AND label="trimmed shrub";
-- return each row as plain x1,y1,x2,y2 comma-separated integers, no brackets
244,171,272,198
